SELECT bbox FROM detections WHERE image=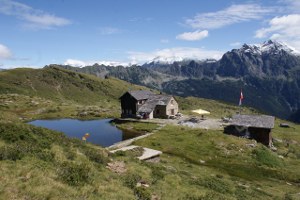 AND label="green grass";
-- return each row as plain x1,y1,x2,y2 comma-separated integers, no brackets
133,124,300,199
113,120,160,133
0,67,150,121
0,67,300,199
176,96,258,118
